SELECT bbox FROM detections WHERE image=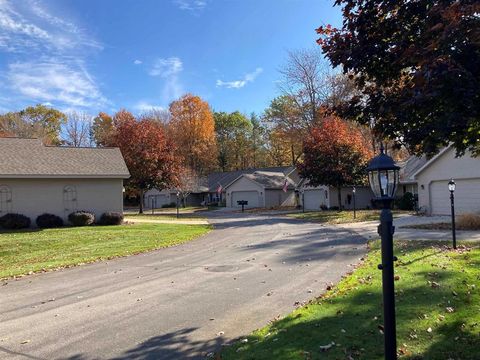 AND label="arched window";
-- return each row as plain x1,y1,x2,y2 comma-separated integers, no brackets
0,185,12,215
63,185,78,215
